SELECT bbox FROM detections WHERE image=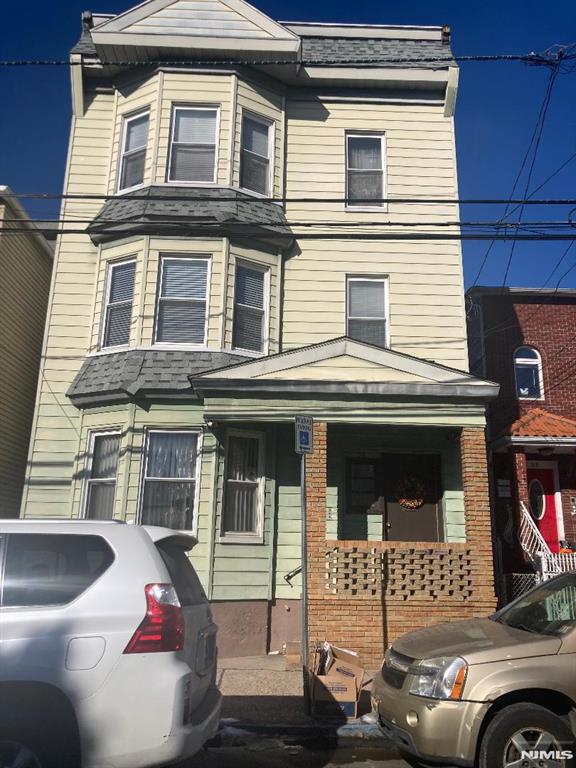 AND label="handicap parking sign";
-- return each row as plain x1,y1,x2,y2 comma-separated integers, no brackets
295,415,313,454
